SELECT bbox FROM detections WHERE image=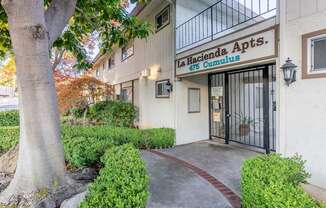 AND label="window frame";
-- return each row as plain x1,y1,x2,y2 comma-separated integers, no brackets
120,88,130,102
302,29,326,79
108,56,115,70
311,36,326,72
155,79,170,99
155,5,170,33
188,88,201,113
121,43,134,61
